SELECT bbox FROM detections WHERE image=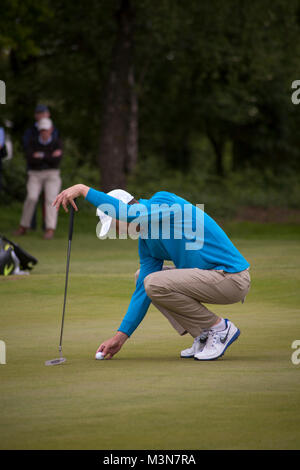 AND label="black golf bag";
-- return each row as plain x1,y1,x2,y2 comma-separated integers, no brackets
0,235,38,275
